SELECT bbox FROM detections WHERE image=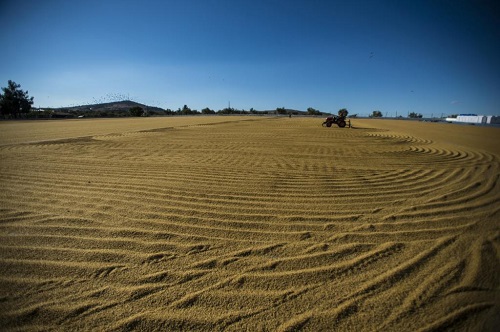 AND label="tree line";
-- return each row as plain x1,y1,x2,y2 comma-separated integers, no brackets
369,110,423,118
0,80,424,119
